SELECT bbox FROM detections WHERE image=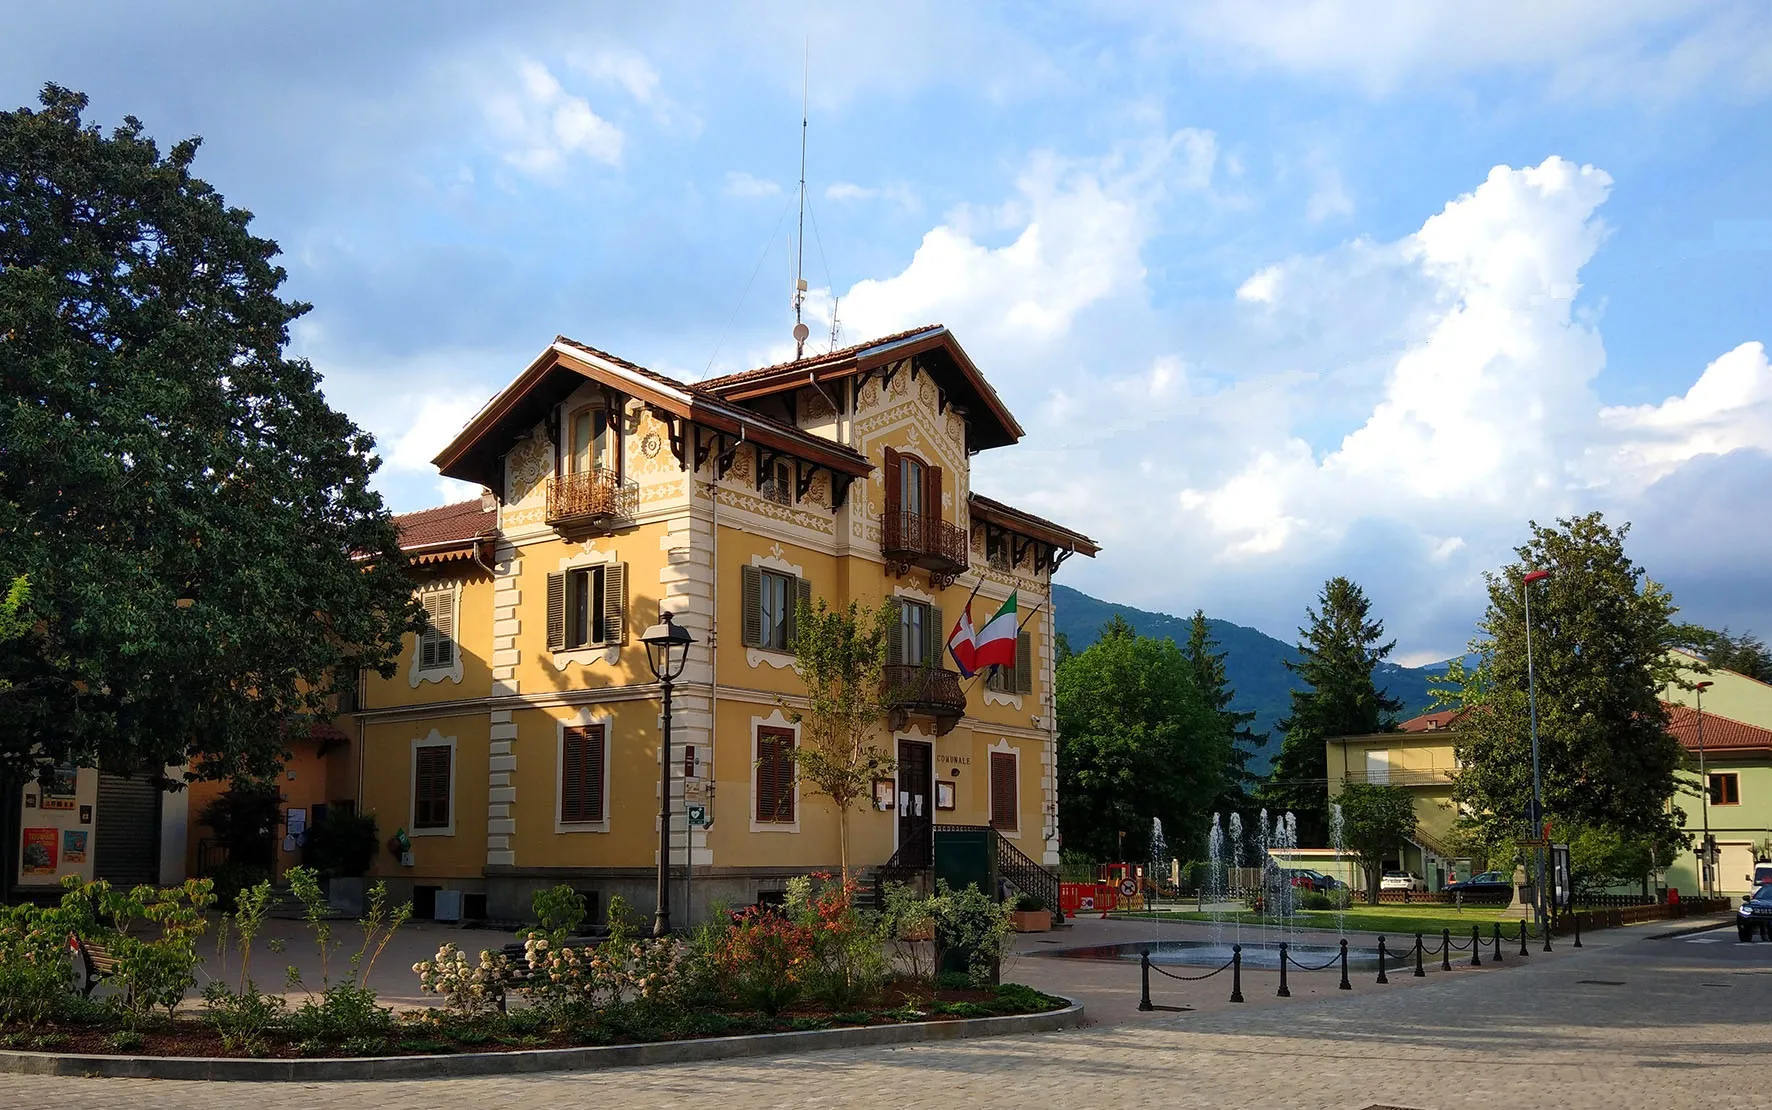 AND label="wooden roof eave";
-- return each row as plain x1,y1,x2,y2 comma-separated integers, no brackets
969,495,1100,559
